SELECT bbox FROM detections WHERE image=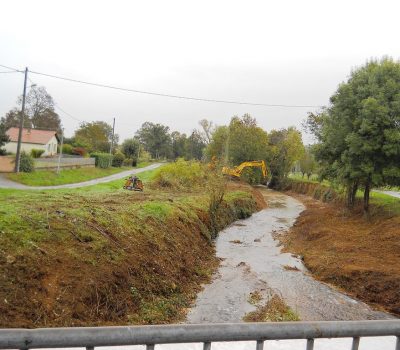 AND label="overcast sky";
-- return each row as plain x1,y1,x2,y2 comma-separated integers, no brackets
1,0,400,143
